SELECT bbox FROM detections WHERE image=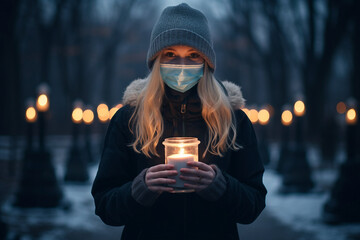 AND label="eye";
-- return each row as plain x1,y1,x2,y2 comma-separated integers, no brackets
164,51,176,58
188,52,200,59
